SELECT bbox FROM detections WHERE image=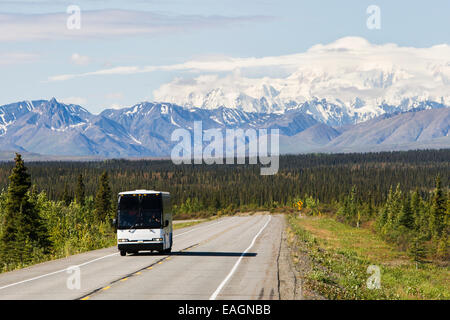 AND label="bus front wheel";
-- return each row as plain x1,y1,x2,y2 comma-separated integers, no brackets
120,250,126,256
